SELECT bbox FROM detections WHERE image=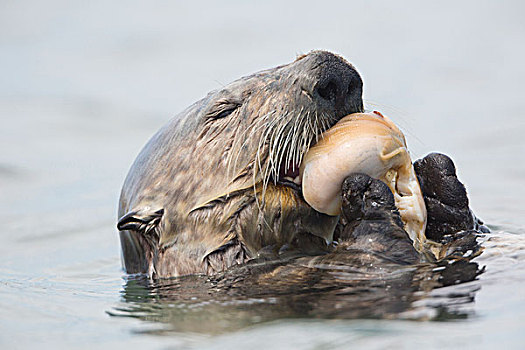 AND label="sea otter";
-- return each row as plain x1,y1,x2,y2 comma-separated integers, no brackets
117,51,485,278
